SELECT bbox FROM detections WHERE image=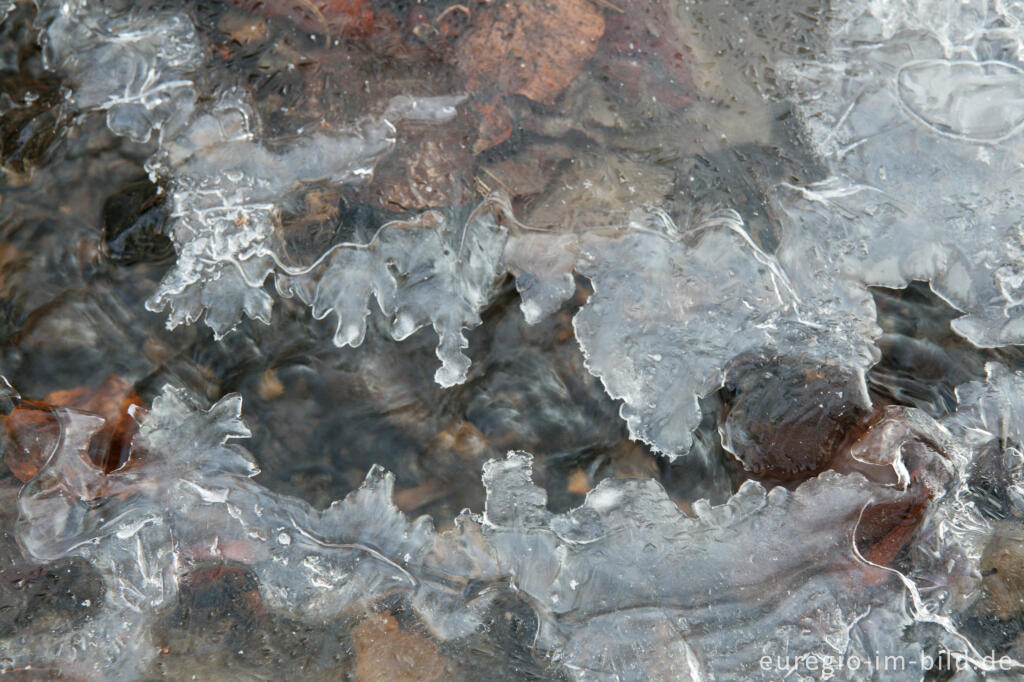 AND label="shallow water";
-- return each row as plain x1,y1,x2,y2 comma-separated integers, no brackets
2,0,1024,679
